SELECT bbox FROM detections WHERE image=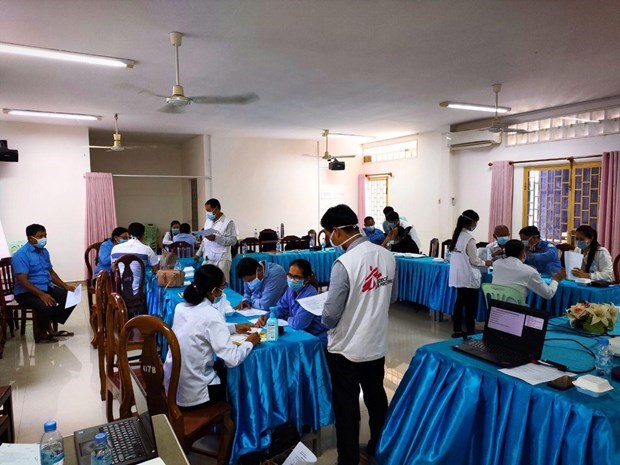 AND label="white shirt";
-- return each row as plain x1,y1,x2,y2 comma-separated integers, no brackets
575,246,614,282
110,238,159,294
196,214,238,262
485,240,506,261
399,220,422,250
449,230,485,289
162,231,175,246
492,256,559,300
163,300,253,407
